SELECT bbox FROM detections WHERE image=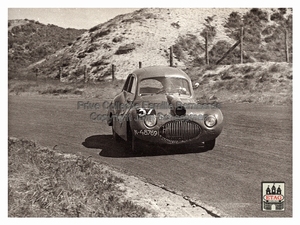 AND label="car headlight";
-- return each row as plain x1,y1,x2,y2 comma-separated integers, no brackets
144,115,157,127
204,115,217,127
